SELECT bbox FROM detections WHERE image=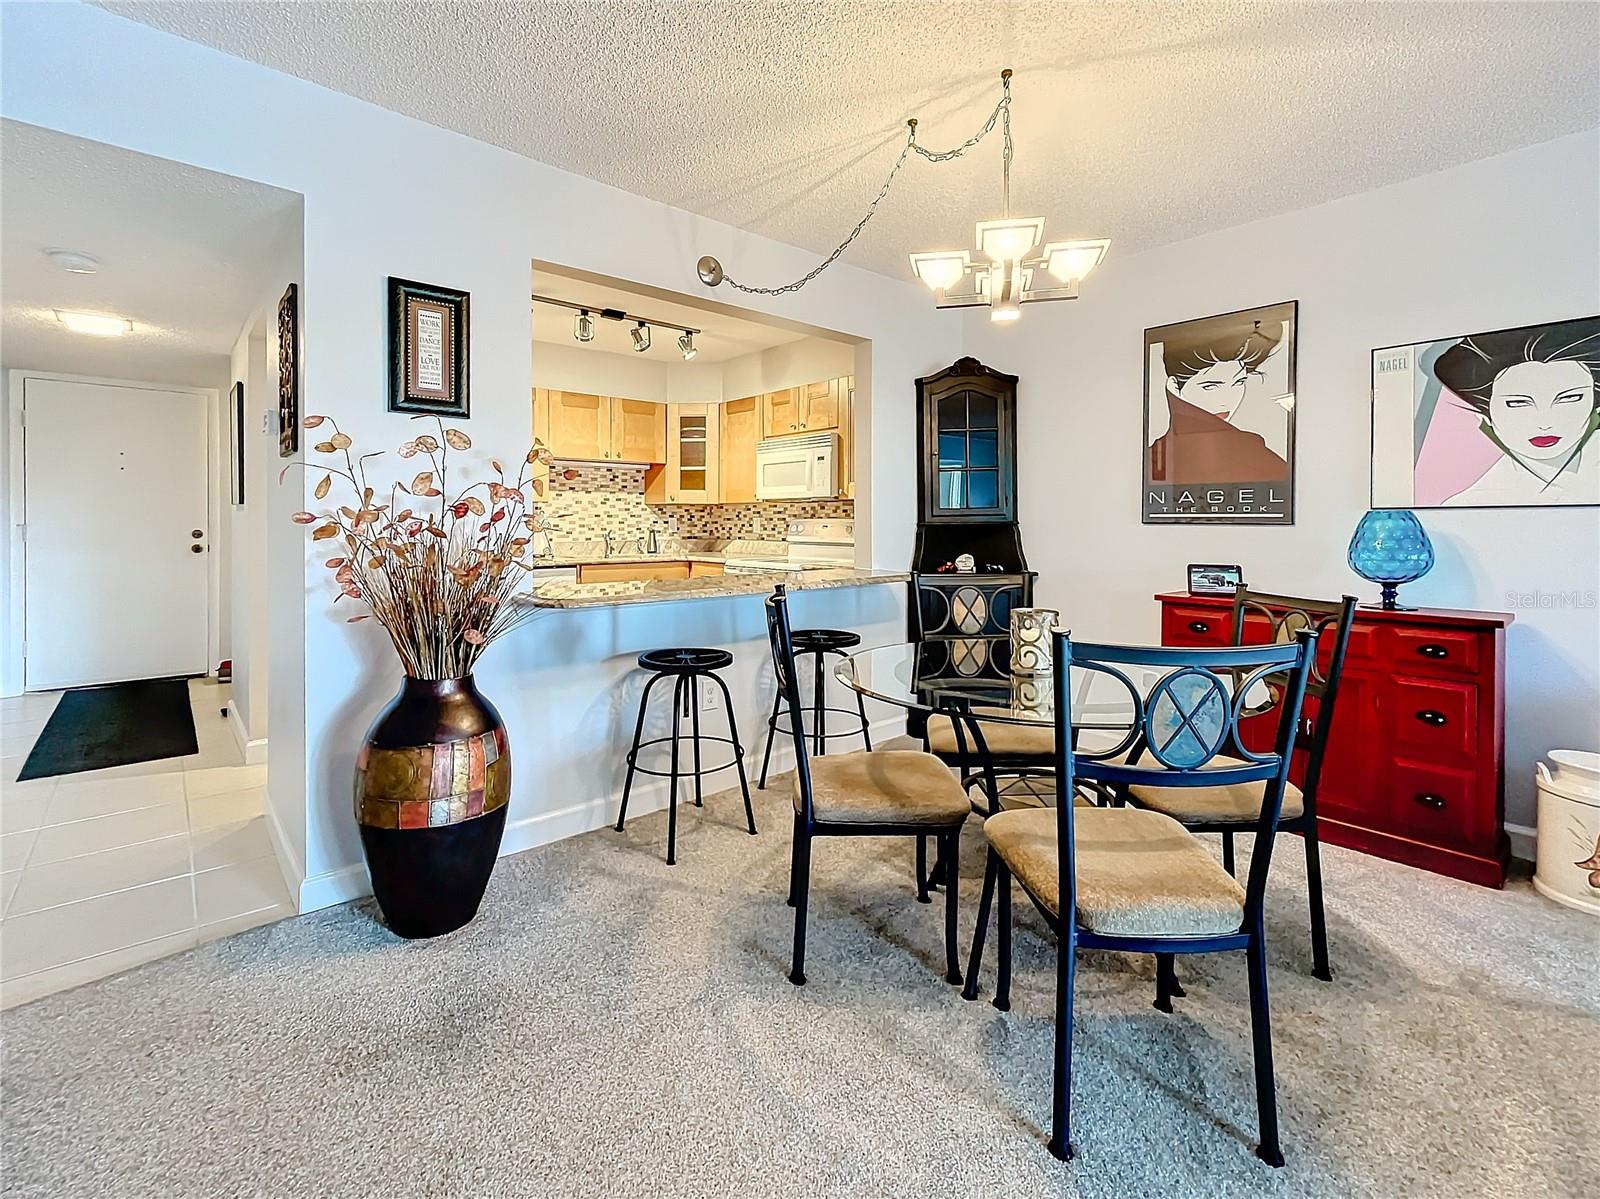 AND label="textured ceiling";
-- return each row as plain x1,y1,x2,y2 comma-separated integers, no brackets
95,1,1598,290
1,121,302,387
